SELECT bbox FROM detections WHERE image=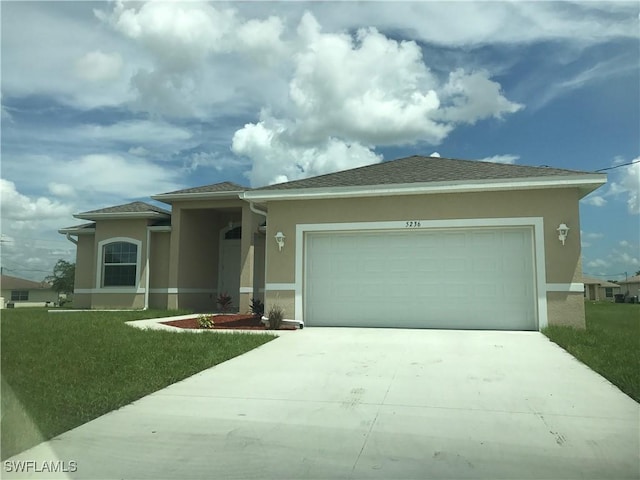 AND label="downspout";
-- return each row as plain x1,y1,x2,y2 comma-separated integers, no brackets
144,227,151,310
64,233,78,245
